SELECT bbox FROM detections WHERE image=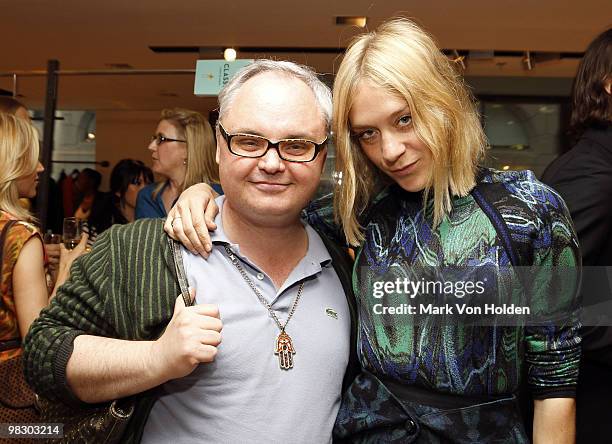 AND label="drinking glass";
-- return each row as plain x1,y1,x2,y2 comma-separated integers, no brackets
62,217,82,250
